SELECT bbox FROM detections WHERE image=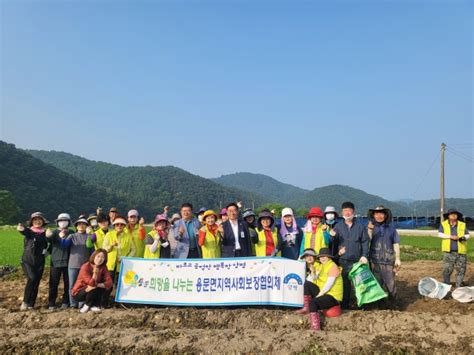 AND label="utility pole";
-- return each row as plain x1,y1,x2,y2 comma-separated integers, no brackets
440,143,446,222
